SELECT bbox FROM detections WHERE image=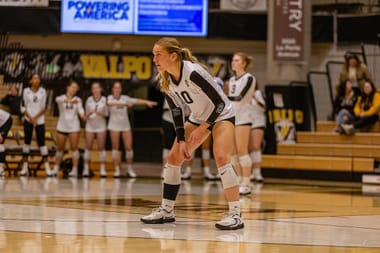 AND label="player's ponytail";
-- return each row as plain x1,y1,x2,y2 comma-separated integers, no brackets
154,37,208,93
